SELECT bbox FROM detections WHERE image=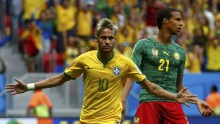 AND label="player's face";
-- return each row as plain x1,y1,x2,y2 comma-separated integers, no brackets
167,11,183,35
96,28,116,53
